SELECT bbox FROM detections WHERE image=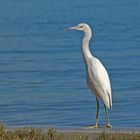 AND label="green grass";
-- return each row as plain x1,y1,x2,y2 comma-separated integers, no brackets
0,124,139,140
